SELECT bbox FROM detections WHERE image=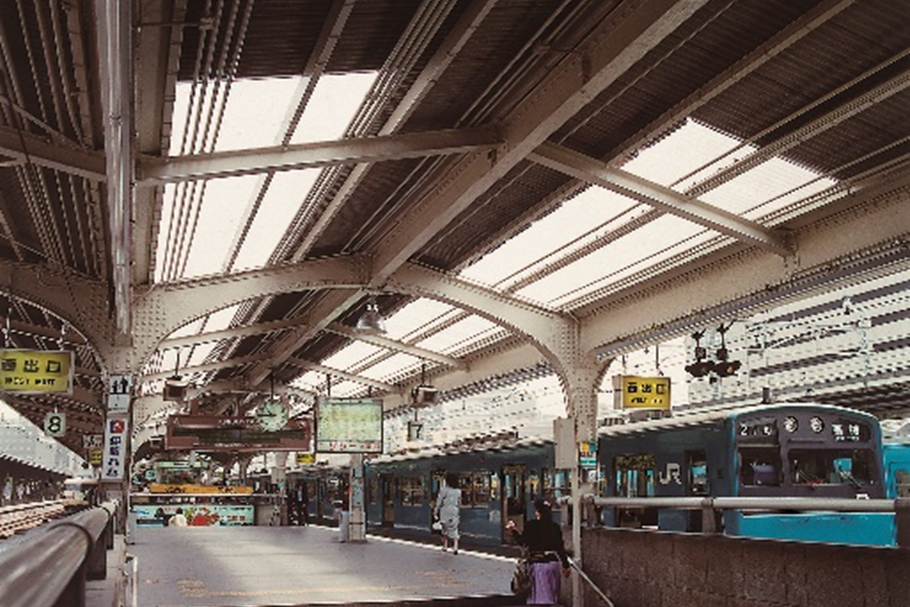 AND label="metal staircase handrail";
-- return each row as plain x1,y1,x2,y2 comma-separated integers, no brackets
568,556,616,607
